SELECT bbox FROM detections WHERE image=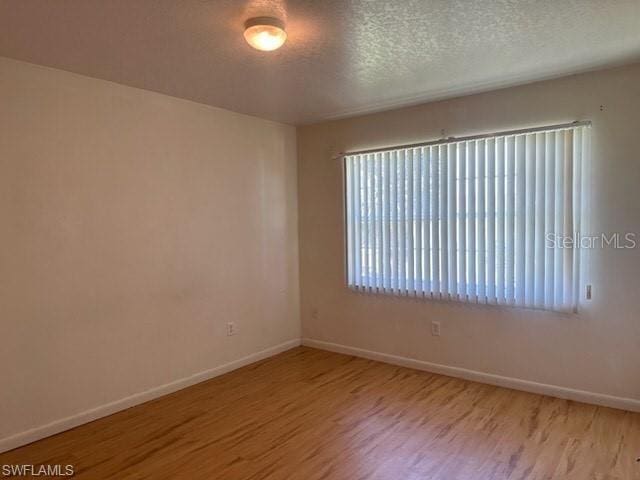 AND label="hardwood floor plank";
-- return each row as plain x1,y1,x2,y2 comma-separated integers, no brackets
1,347,638,479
